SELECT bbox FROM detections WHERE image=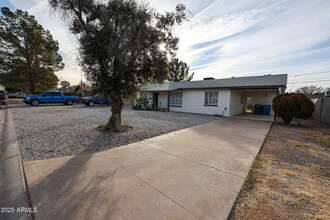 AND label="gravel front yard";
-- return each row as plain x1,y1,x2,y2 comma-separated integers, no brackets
11,105,217,161
230,119,330,220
